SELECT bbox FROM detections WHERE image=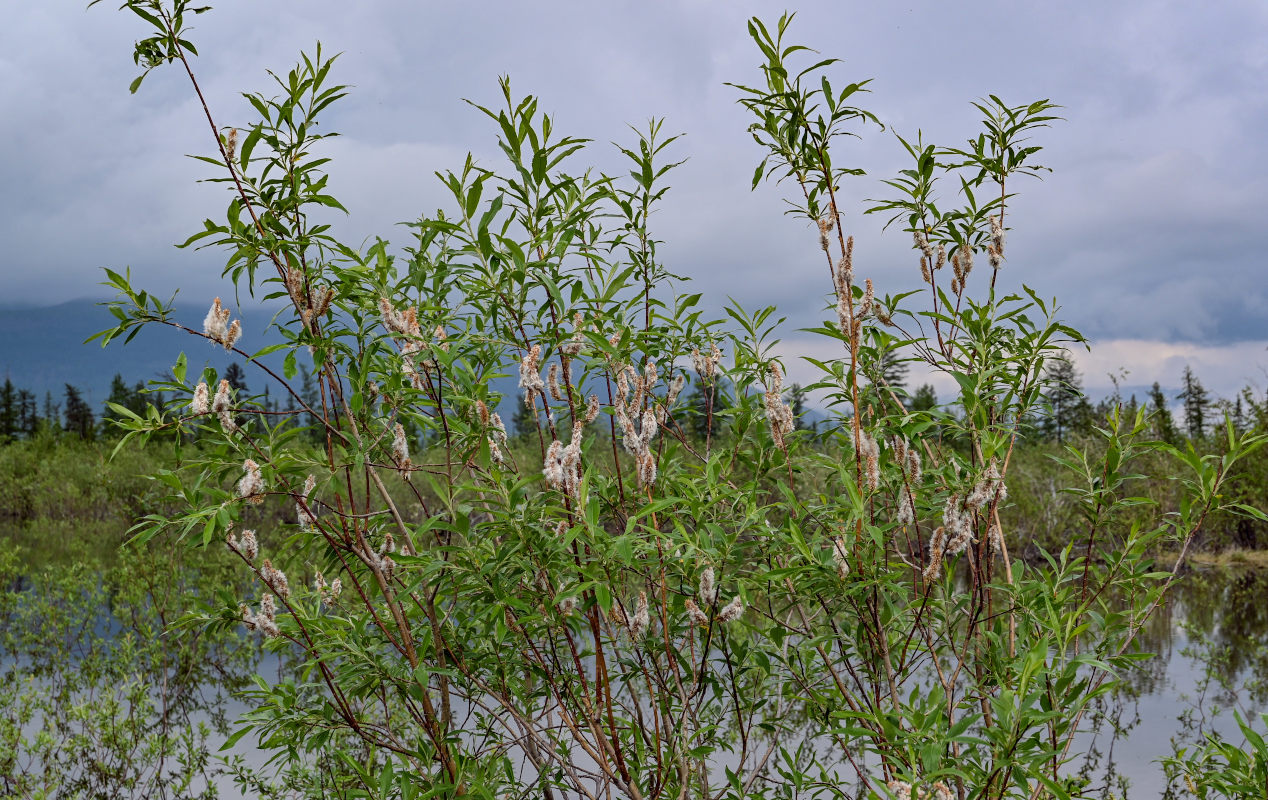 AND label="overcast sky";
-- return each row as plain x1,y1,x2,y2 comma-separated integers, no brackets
4,1,1267,399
